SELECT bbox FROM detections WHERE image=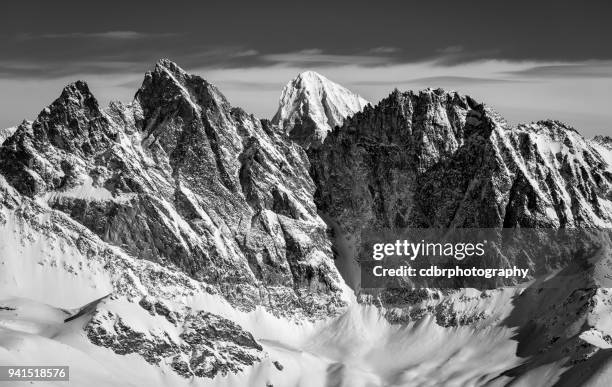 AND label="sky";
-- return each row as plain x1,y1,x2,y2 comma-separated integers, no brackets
1,0,611,136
